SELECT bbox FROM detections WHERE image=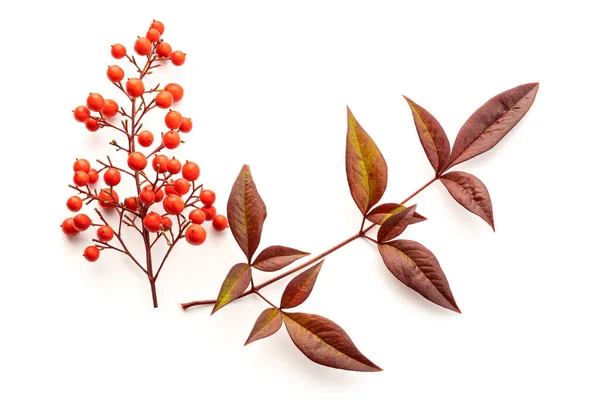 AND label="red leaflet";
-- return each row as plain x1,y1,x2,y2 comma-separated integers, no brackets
404,96,450,174
377,205,417,243
245,308,282,346
448,82,539,169
227,165,267,261
252,245,309,272
282,312,381,372
366,203,427,225
378,240,460,313
280,260,324,309
440,171,494,230
345,107,388,215
212,263,251,314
